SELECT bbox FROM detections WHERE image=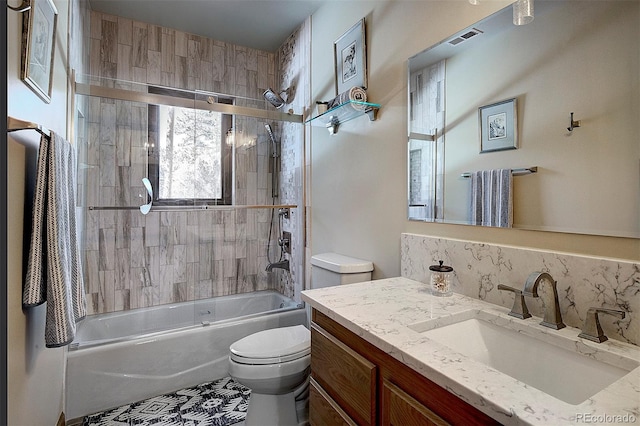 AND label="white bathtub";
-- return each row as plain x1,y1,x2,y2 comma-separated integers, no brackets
66,290,307,420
